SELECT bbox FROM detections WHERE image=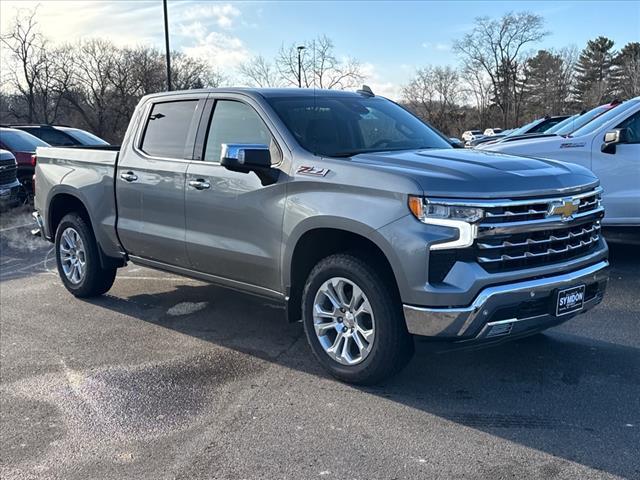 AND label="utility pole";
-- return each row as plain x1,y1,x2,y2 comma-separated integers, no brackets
297,45,306,88
163,0,172,91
